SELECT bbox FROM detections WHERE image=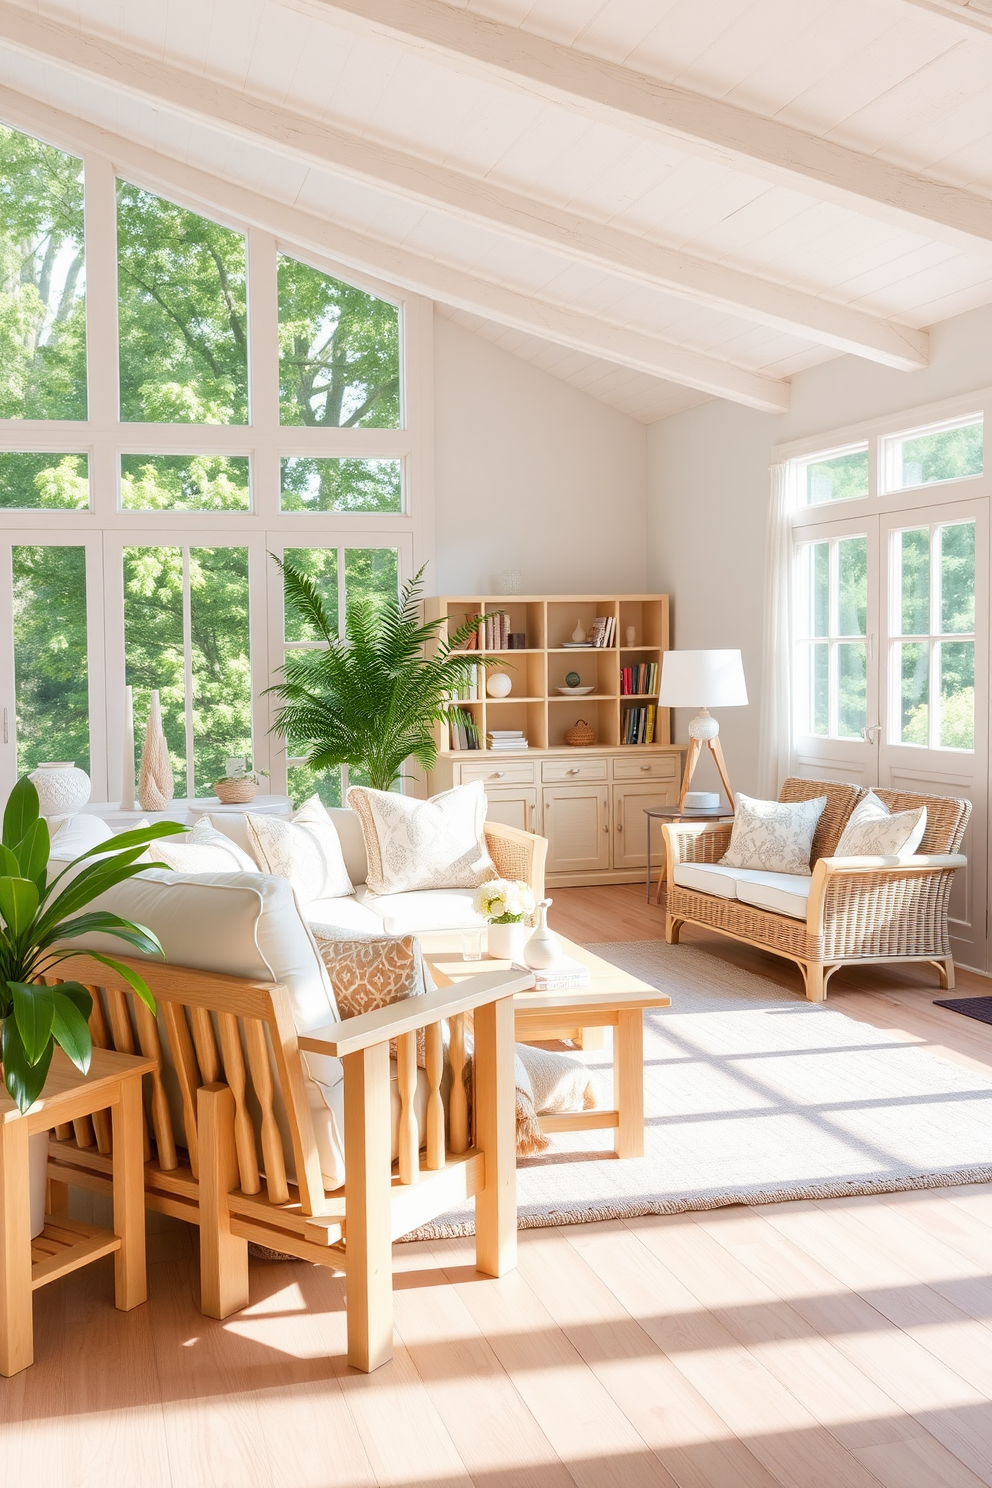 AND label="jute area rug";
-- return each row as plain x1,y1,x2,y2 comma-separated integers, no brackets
407,939,992,1239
